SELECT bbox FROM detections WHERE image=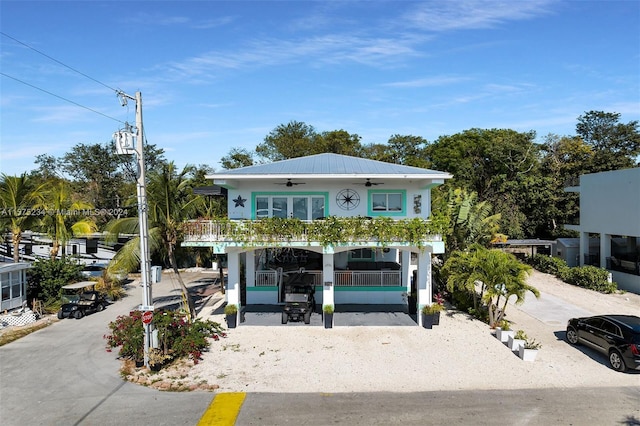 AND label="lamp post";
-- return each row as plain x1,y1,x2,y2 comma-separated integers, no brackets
114,91,153,367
